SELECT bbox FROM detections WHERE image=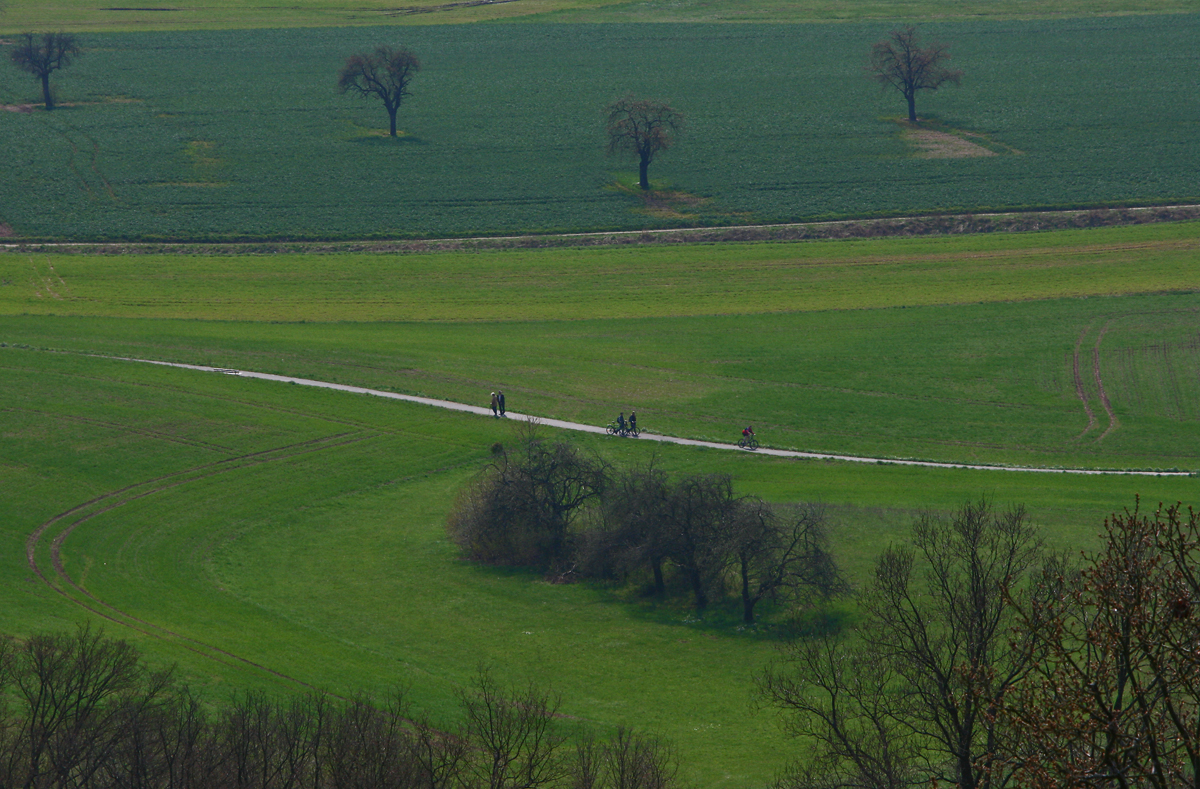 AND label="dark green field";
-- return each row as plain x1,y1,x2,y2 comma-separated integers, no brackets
2,17,1198,240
